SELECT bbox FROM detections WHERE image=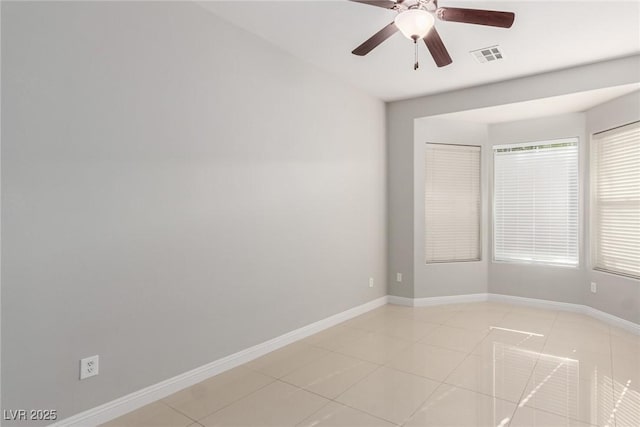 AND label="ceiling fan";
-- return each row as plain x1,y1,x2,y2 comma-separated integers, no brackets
350,0,515,69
